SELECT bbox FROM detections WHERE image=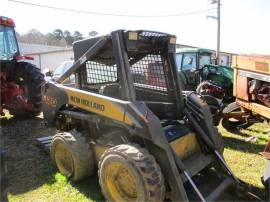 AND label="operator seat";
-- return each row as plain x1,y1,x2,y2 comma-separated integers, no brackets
99,83,121,99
